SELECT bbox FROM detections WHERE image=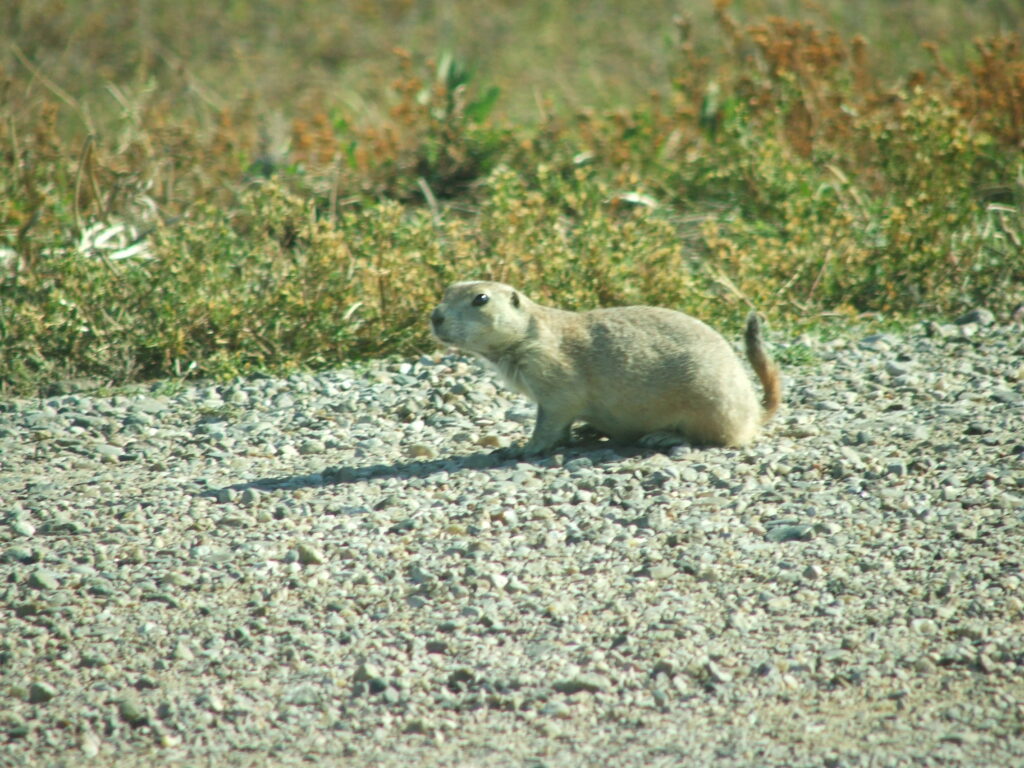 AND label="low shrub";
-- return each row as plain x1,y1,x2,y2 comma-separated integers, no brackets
2,3,1022,394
